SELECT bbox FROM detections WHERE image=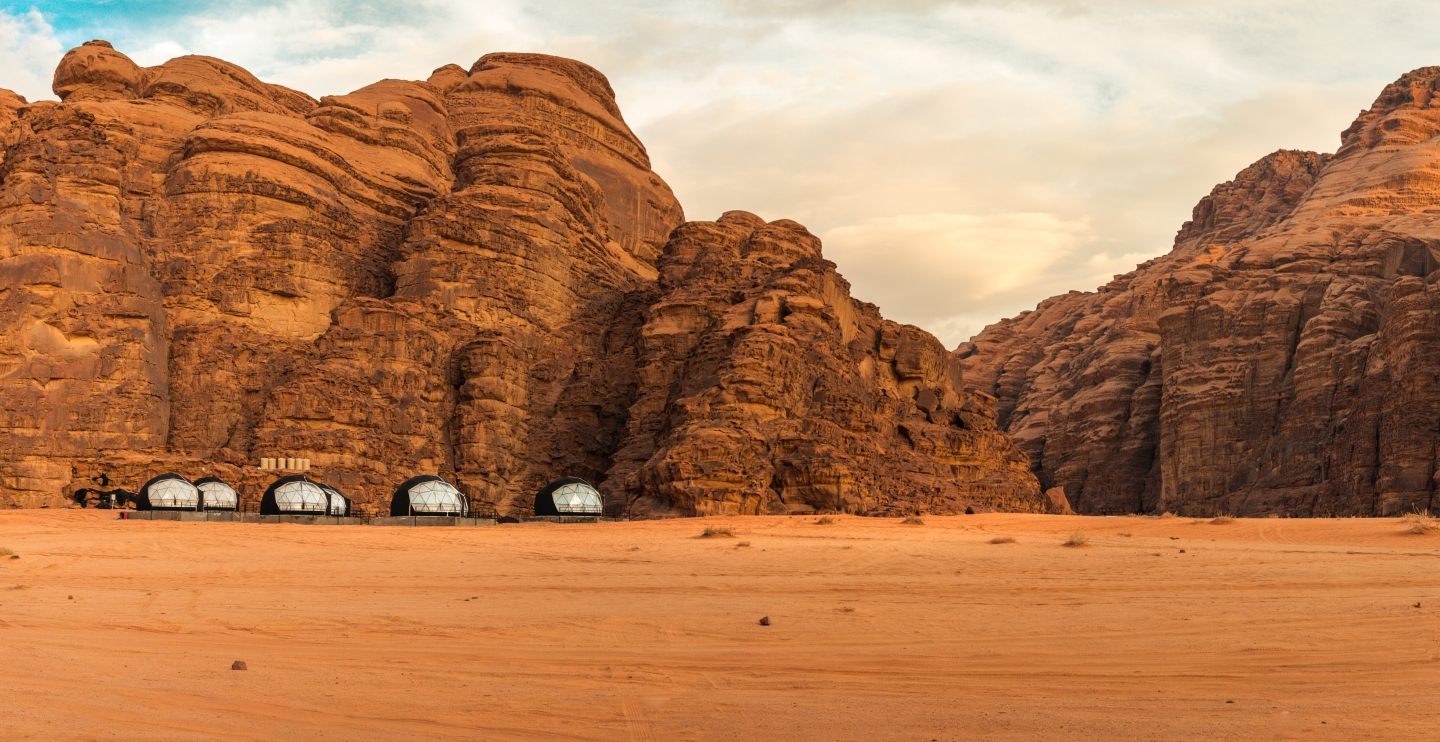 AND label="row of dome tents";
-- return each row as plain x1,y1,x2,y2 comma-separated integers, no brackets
133,474,241,512
123,473,605,517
